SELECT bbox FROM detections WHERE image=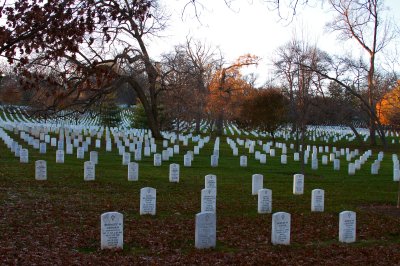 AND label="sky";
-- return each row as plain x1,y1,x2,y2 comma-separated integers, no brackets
148,0,400,87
